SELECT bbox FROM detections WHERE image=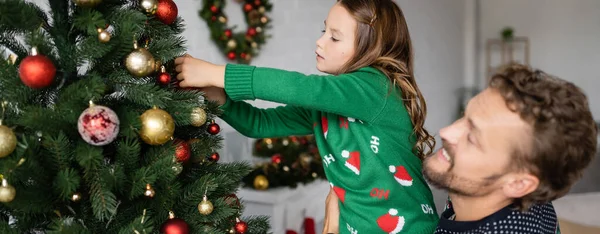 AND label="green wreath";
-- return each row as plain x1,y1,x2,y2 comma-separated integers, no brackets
199,0,272,64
